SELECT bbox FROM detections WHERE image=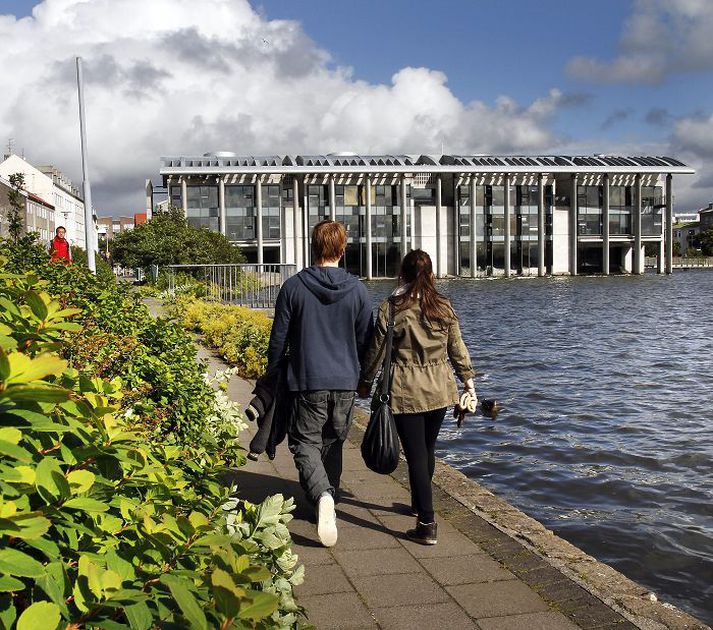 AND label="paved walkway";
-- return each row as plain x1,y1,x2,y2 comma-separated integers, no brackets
194,346,644,630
